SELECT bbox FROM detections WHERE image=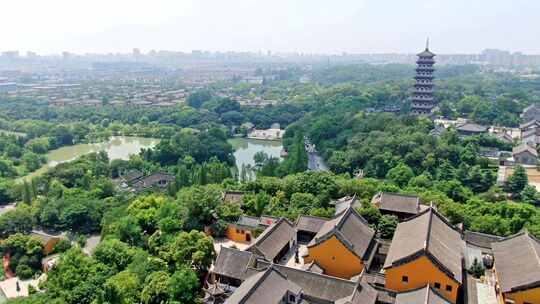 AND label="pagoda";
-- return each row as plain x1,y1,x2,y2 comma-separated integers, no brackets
411,39,436,115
